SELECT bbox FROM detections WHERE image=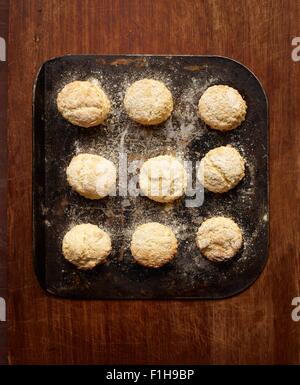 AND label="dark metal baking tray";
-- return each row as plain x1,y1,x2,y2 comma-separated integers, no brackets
33,55,268,299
